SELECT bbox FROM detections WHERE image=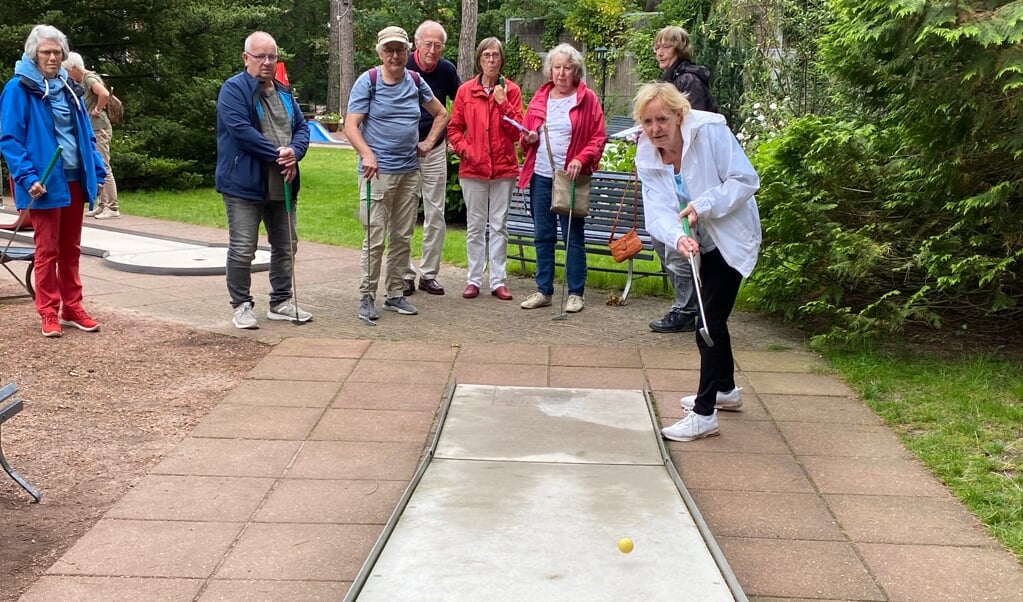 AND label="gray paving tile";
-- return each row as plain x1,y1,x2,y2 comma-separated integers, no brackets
550,344,643,367
858,542,1023,601
198,579,348,601
215,523,380,581
47,519,242,578
802,456,951,497
190,405,324,439
105,475,274,522
826,494,1003,547
331,381,447,411
670,451,815,493
455,342,550,364
746,371,854,396
363,340,460,361
761,393,883,424
151,438,301,478
717,537,885,600
249,355,357,381
309,408,433,443
222,379,341,407
253,479,406,524
549,365,646,389
453,361,549,386
776,421,910,457
733,350,829,373
286,441,423,480
347,359,452,384
692,490,843,540
21,576,201,602
271,337,370,358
